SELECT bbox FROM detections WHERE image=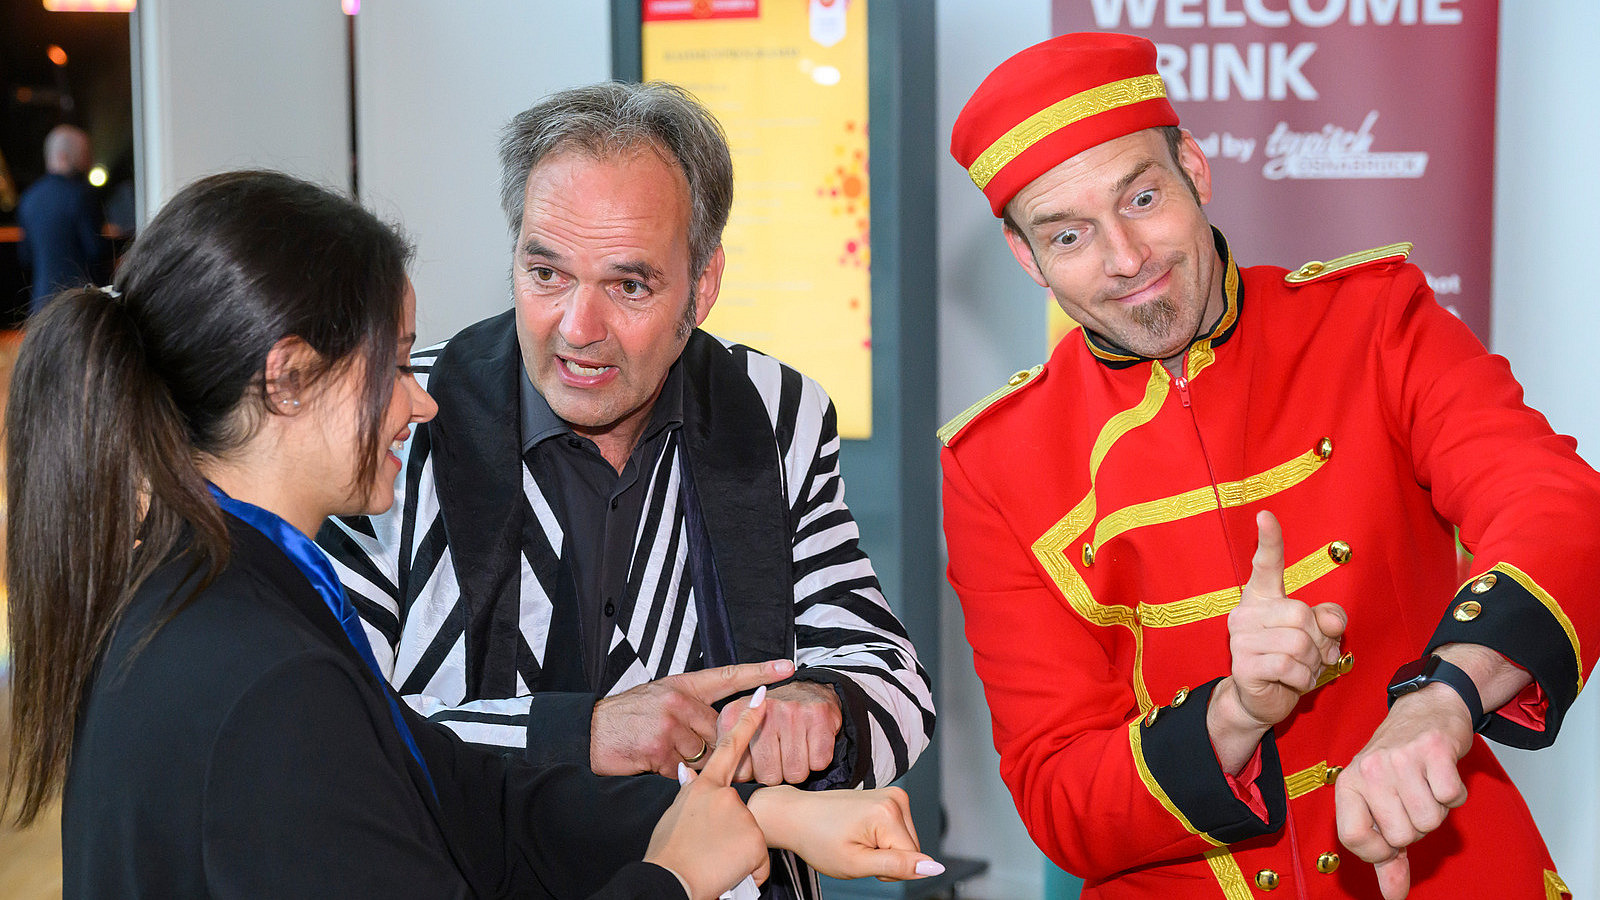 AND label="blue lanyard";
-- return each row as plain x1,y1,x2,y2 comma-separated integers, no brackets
208,486,437,800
